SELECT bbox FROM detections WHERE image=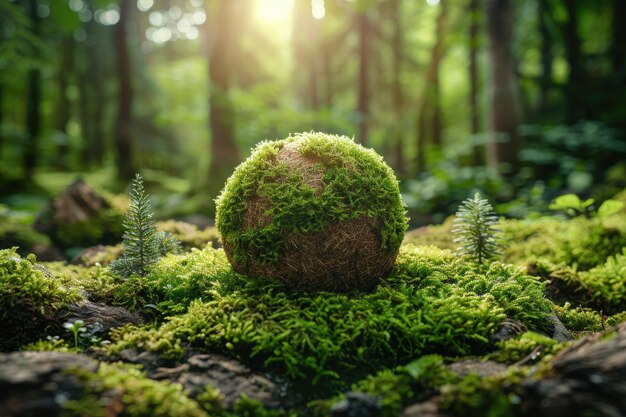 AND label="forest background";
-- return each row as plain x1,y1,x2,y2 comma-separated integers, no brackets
1,0,626,226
